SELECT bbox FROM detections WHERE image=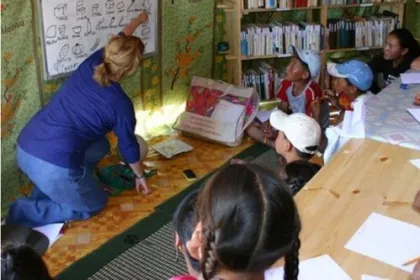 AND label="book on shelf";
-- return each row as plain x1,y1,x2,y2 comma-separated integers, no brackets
242,62,284,101
241,22,323,57
327,16,398,49
321,0,383,4
243,0,317,9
